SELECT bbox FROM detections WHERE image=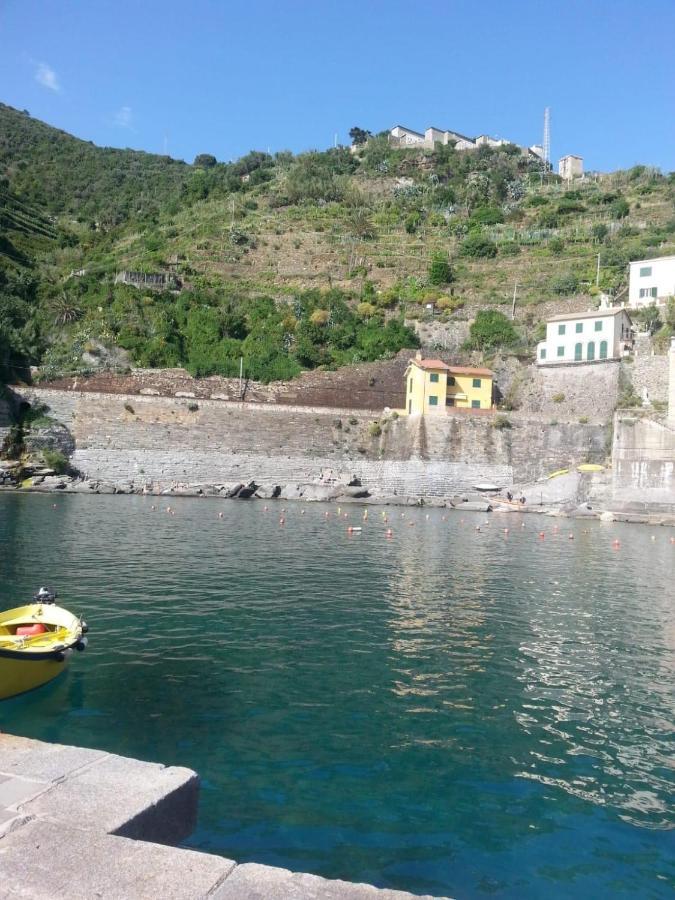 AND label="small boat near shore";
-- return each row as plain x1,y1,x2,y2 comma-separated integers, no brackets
0,588,88,700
